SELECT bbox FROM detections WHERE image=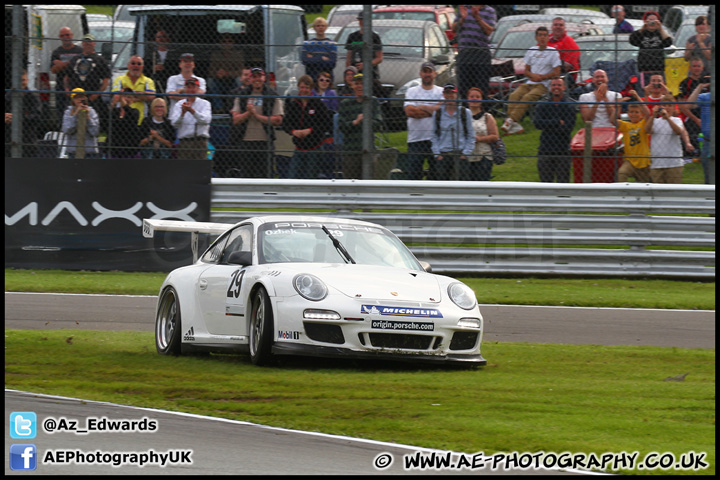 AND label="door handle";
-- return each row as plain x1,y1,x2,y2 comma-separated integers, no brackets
199,279,208,290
